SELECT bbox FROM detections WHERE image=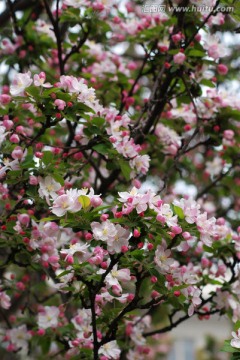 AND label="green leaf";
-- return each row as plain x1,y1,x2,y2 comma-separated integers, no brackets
60,7,81,24
25,86,40,98
40,216,58,222
200,79,216,88
130,249,145,261
203,245,214,253
187,49,206,57
78,195,91,210
93,143,111,155
221,340,238,353
173,205,184,219
15,251,31,265
20,155,36,169
91,117,105,127
39,337,51,355
234,321,240,331
42,151,54,165
56,270,72,278
231,353,240,360
119,159,131,181
52,173,64,186
75,102,95,114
